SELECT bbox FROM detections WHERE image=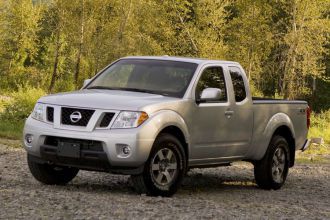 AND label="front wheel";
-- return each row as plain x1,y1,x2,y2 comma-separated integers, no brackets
131,133,186,196
27,155,79,185
254,135,290,190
